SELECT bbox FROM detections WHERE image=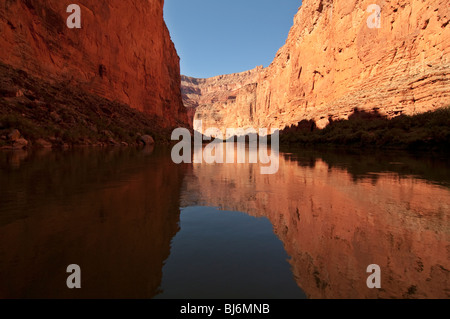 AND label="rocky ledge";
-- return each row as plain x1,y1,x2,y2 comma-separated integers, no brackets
0,63,167,150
